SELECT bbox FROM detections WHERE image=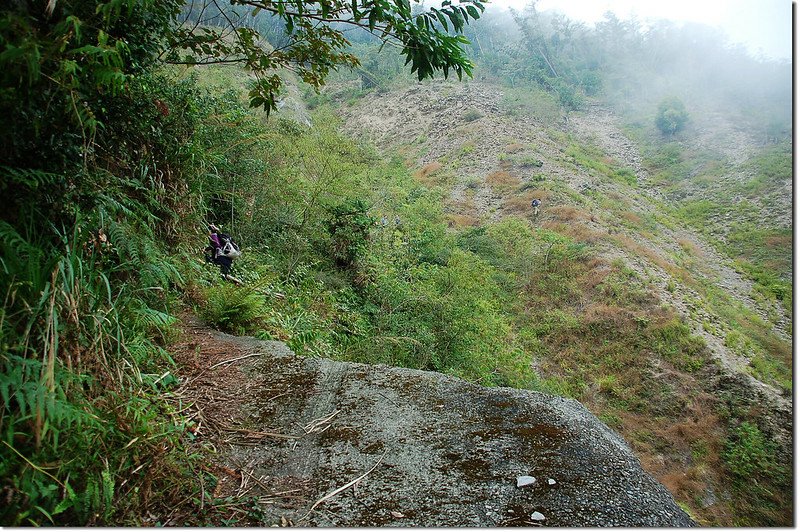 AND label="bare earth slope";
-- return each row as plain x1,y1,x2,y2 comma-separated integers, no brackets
173,314,694,527
569,106,791,341
338,80,791,432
